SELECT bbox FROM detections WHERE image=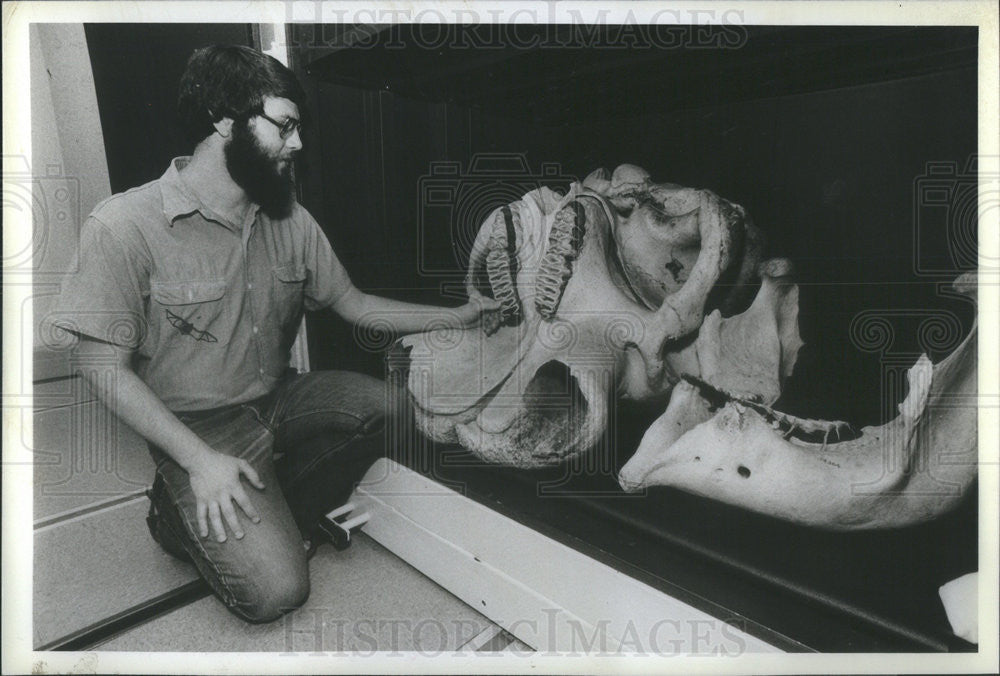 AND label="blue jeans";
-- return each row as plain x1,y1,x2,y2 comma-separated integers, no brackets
146,370,387,623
